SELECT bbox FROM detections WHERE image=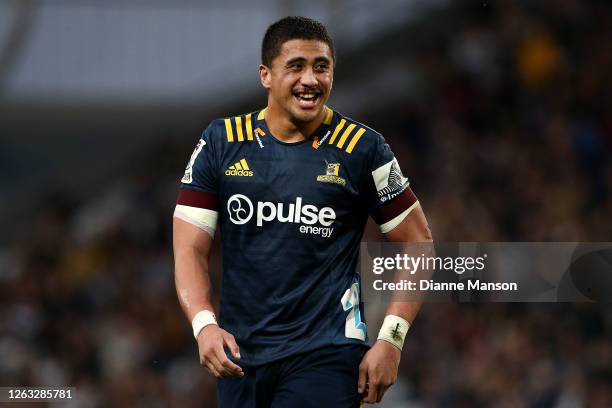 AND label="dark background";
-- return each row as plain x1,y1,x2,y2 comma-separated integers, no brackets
1,1,611,406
